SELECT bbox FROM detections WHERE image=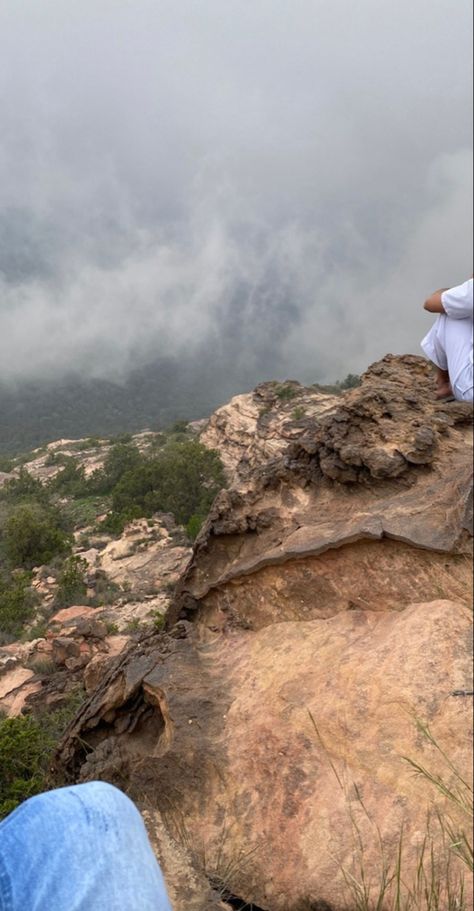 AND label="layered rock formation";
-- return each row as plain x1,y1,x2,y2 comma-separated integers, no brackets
56,355,473,909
